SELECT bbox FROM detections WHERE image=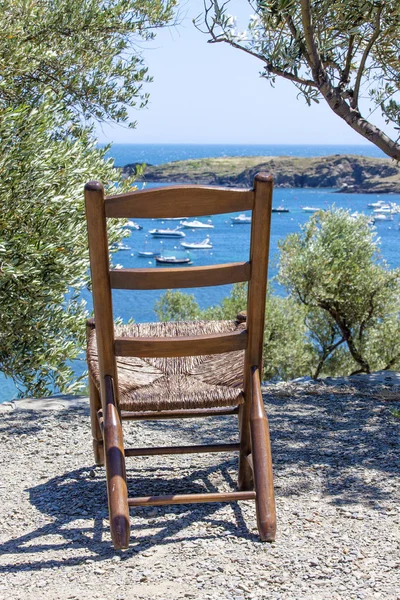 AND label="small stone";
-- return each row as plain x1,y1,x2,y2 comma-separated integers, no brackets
111,555,121,563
